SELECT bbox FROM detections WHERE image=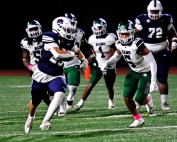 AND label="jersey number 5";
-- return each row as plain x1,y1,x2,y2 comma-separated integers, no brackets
33,50,41,63
124,55,136,68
